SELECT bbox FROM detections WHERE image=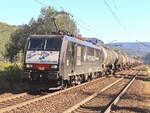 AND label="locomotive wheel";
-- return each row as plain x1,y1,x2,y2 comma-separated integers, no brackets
76,75,82,85
87,76,92,82
69,76,76,86
61,80,68,89
102,71,106,77
110,69,113,74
